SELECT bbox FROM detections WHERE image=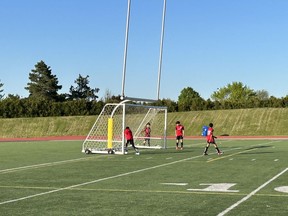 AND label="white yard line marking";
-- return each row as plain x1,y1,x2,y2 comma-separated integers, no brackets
217,167,288,216
0,154,205,206
0,146,244,206
275,186,288,193
187,183,239,193
1,140,276,174
0,157,98,174
0,140,282,205
160,183,188,186
2,185,288,198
